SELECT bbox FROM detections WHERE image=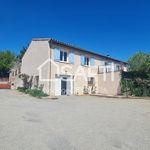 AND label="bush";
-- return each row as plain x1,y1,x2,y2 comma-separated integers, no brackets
27,89,48,98
17,87,27,92
17,87,48,98
121,71,150,97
